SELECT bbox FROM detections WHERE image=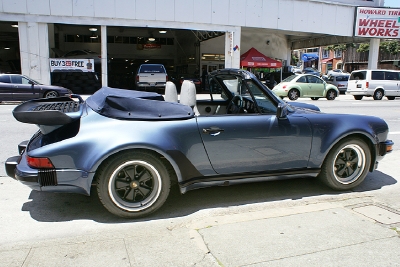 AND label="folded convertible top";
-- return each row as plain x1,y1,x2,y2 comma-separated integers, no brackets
86,87,194,120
